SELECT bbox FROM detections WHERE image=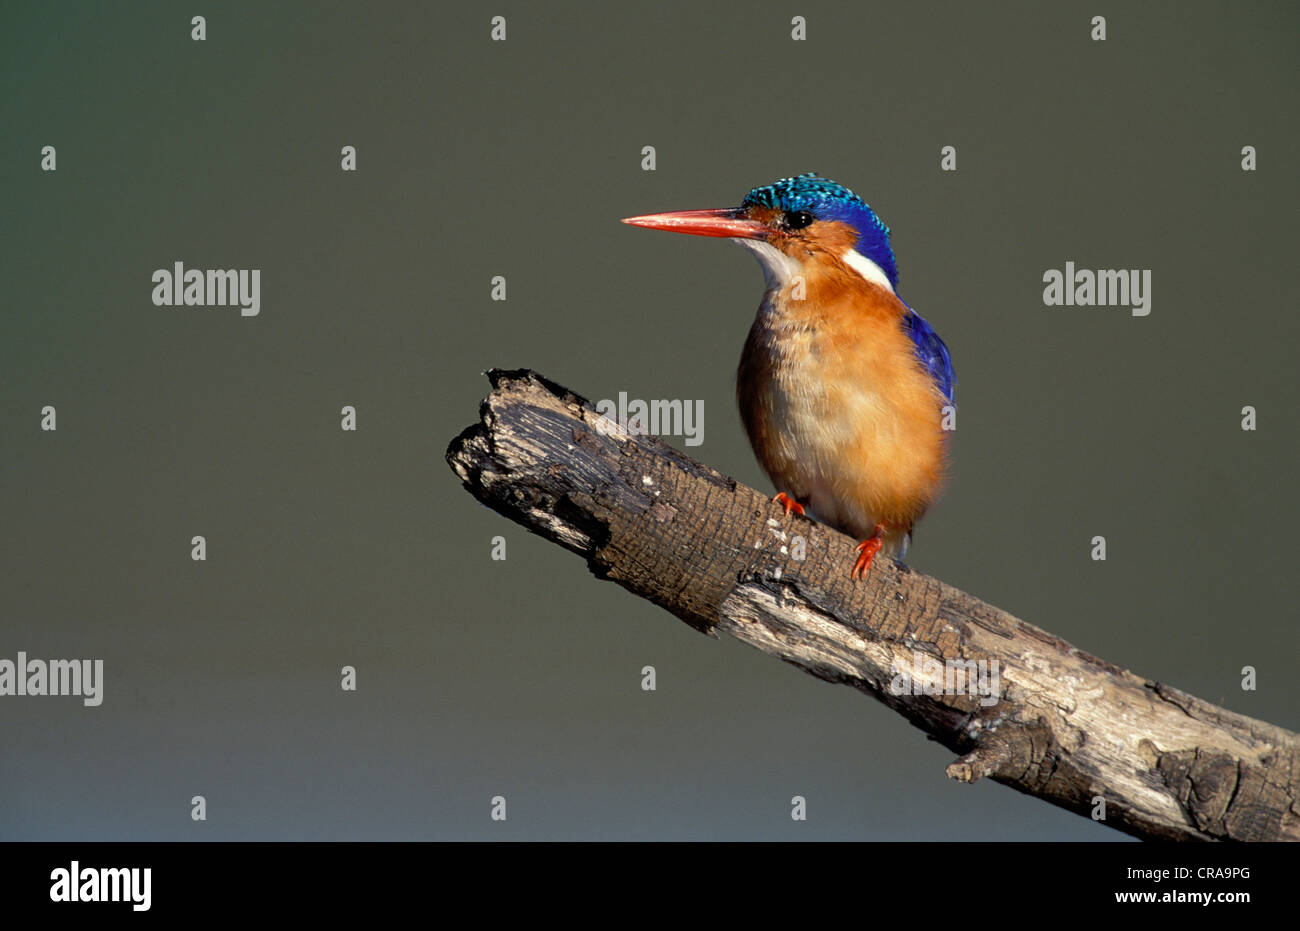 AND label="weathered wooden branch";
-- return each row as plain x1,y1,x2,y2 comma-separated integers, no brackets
446,369,1300,841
